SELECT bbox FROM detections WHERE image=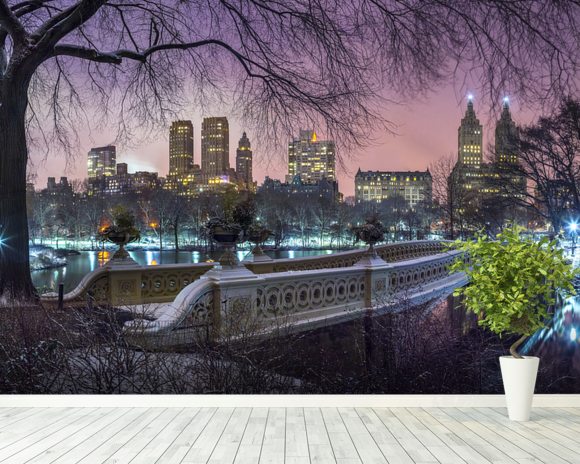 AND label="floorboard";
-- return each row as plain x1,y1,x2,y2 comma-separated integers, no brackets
0,407,577,463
